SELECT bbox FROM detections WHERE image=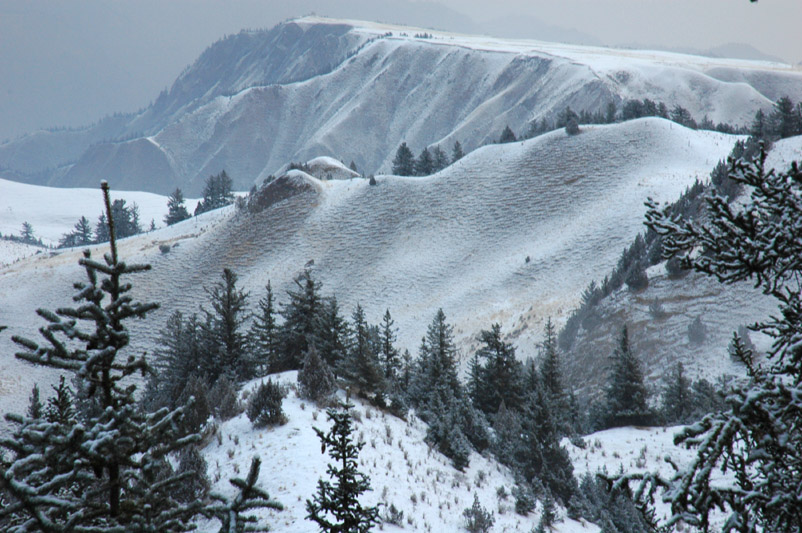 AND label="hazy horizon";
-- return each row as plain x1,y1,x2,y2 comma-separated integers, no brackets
1,0,800,141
